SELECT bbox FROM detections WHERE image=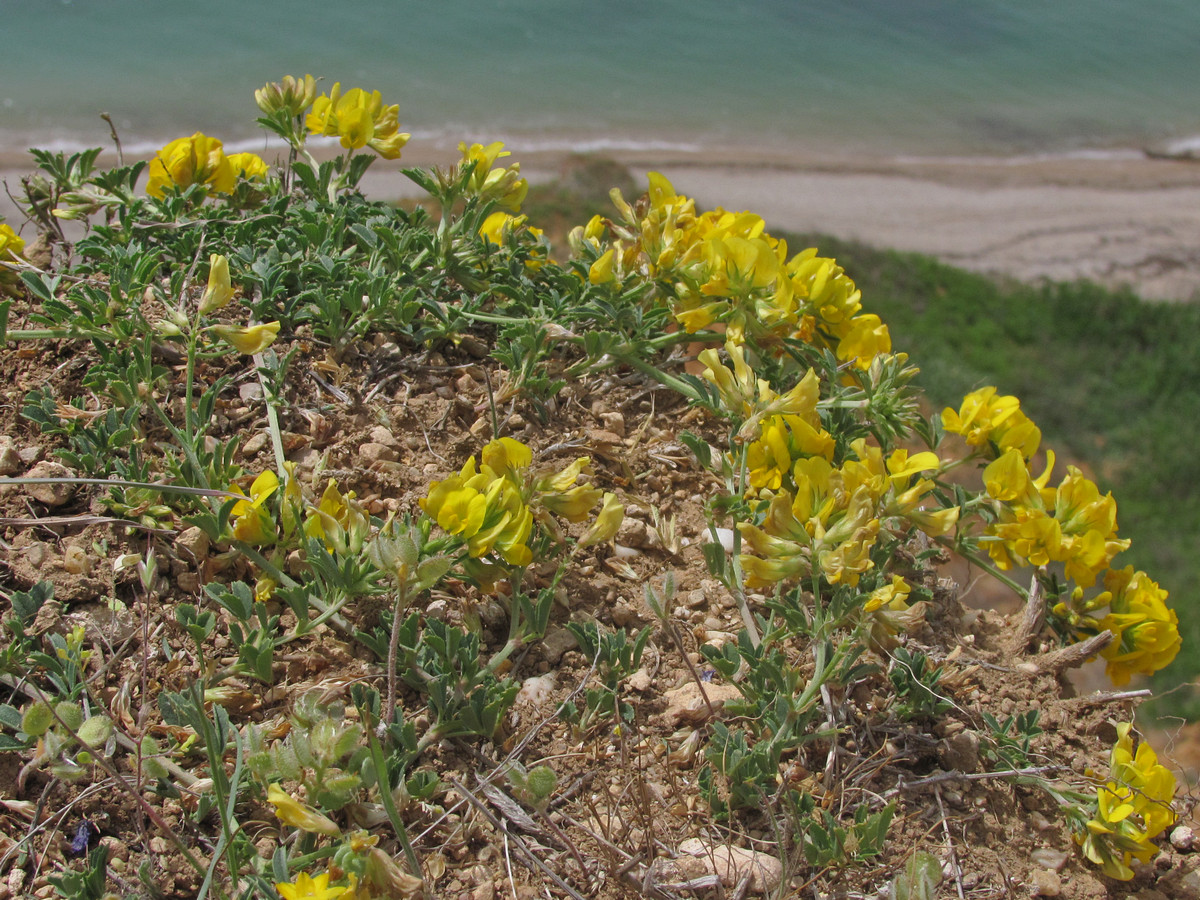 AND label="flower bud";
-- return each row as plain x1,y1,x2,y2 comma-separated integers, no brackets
256,74,318,117
198,254,235,315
